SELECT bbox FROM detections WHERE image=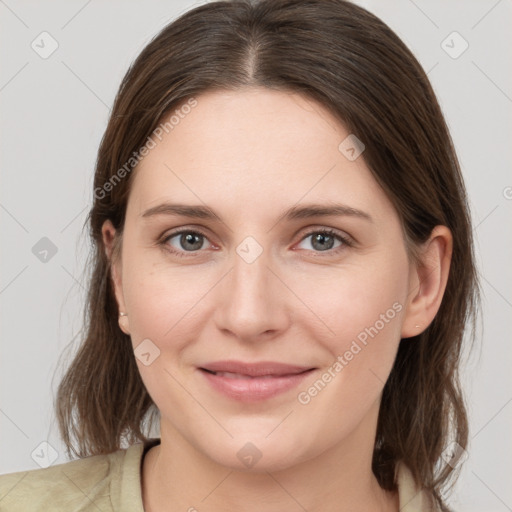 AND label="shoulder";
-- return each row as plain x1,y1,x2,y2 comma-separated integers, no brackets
396,461,442,512
0,442,146,511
